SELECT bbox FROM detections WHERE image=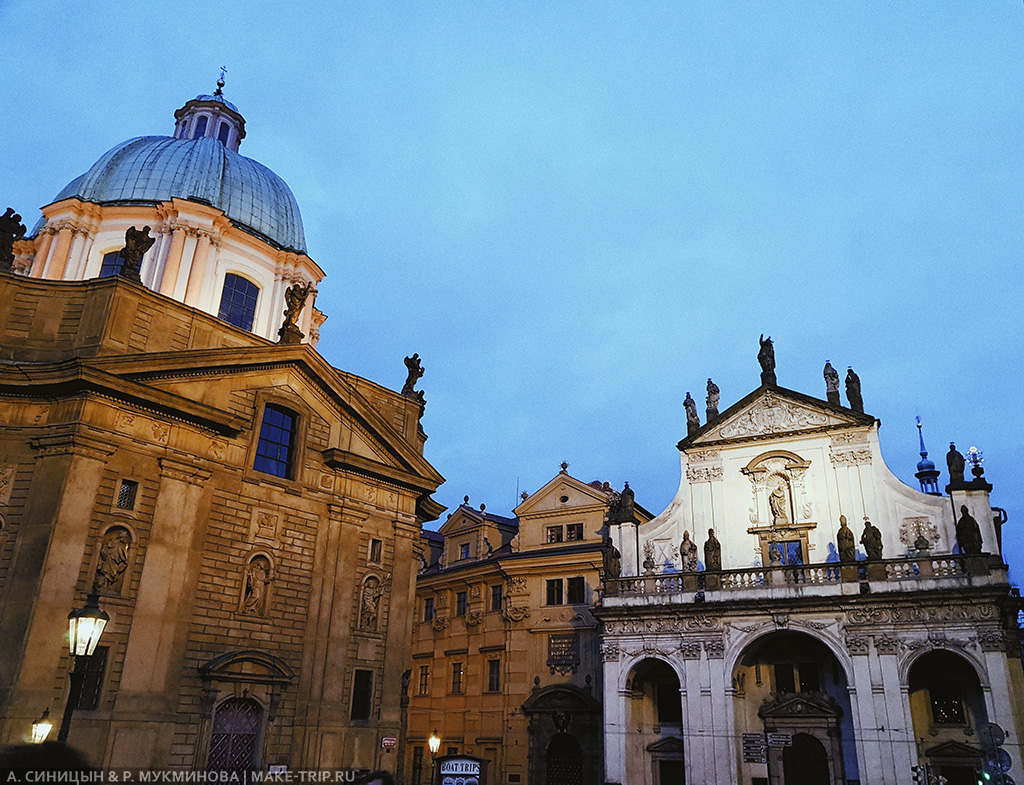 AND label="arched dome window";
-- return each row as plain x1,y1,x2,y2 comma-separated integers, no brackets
218,273,259,331
218,122,231,146
194,115,208,138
